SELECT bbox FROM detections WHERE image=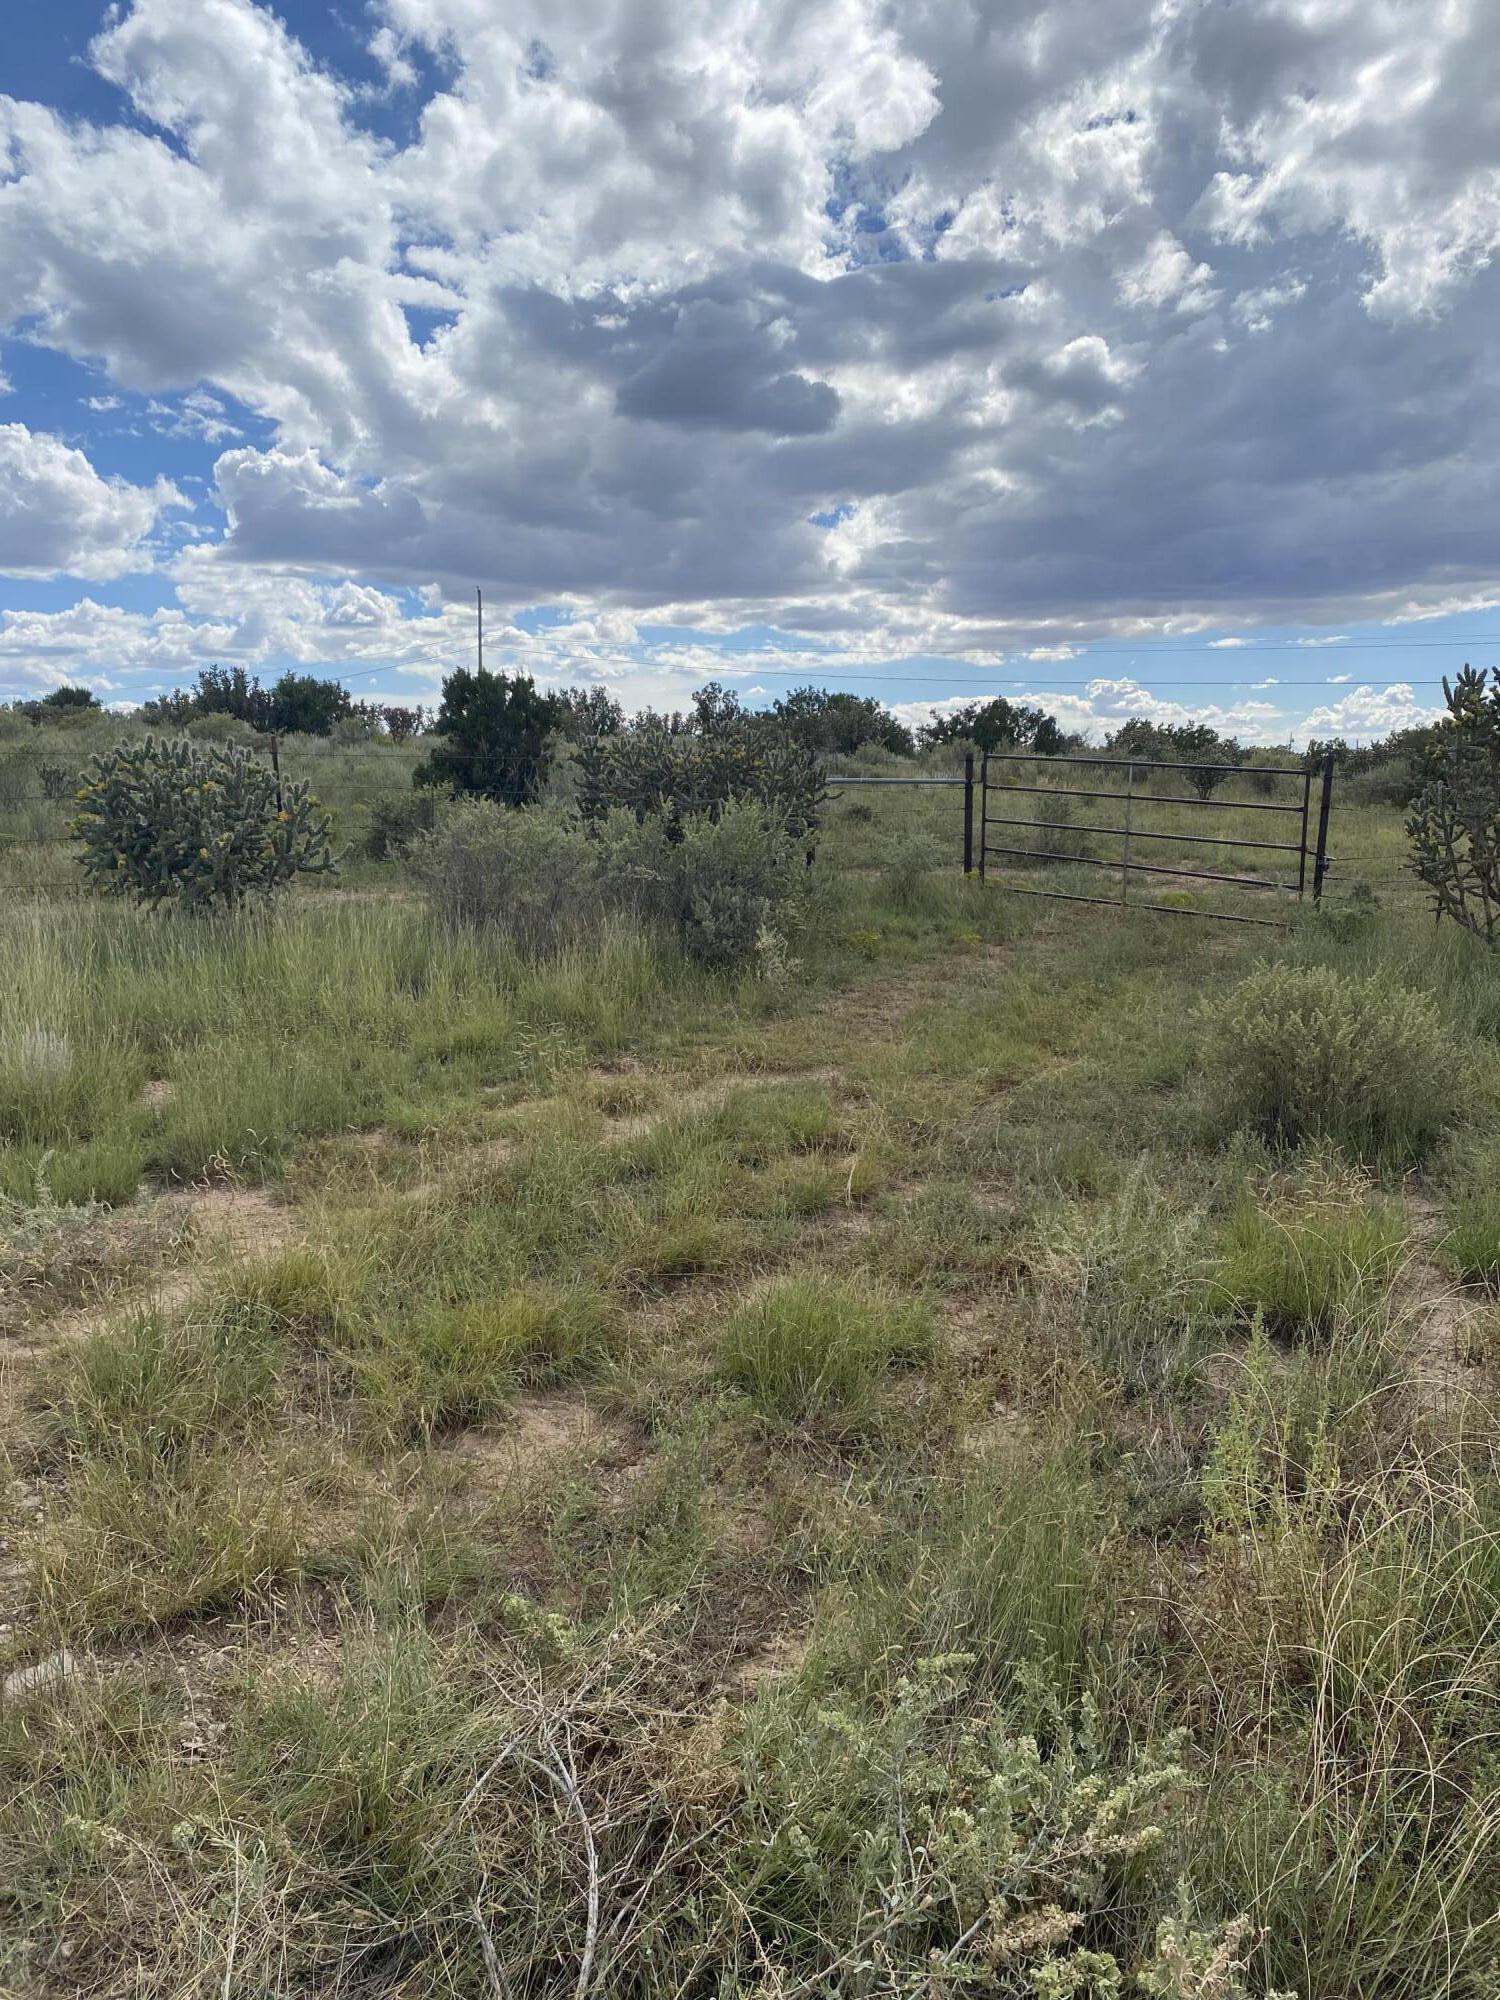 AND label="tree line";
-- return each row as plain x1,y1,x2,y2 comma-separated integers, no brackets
5,665,1452,796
